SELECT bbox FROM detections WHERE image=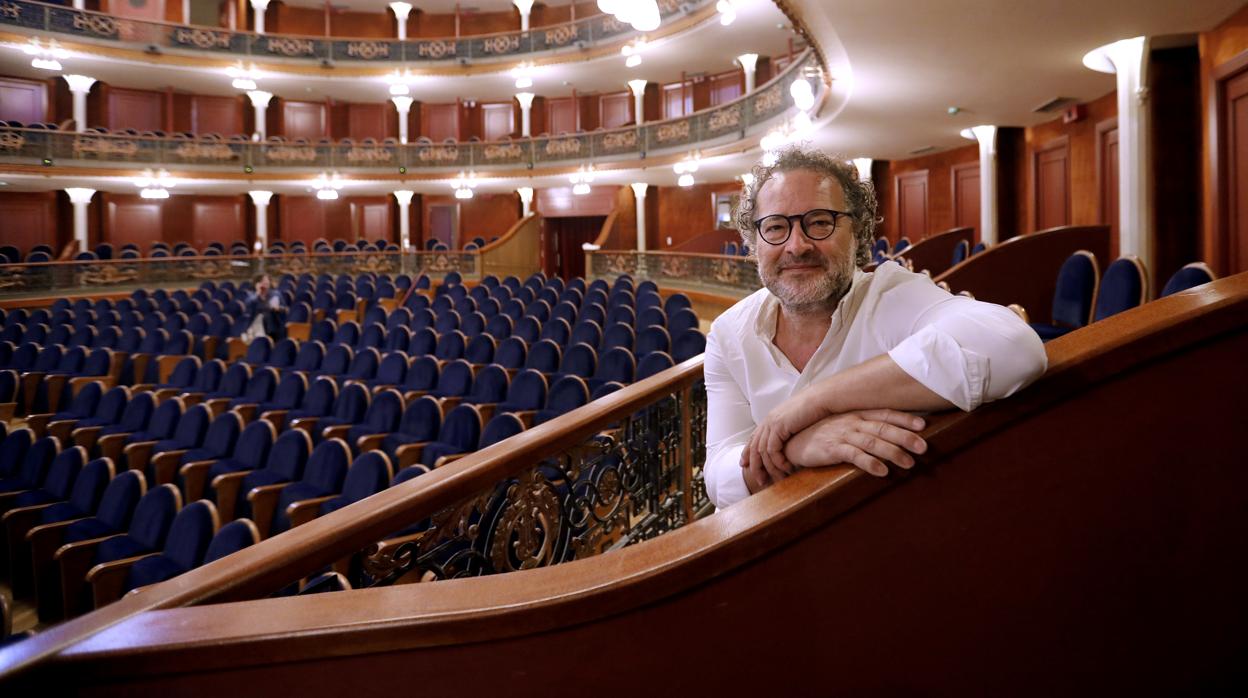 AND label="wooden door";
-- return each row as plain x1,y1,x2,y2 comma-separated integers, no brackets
894,170,929,242
1224,68,1248,275
951,162,980,239
191,198,244,249
1033,136,1070,231
428,204,458,248
0,77,48,124
545,97,577,136
351,200,393,243
662,82,692,119
481,103,515,141
282,101,327,141
105,0,165,21
1097,119,1119,259
105,197,163,249
599,92,632,129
